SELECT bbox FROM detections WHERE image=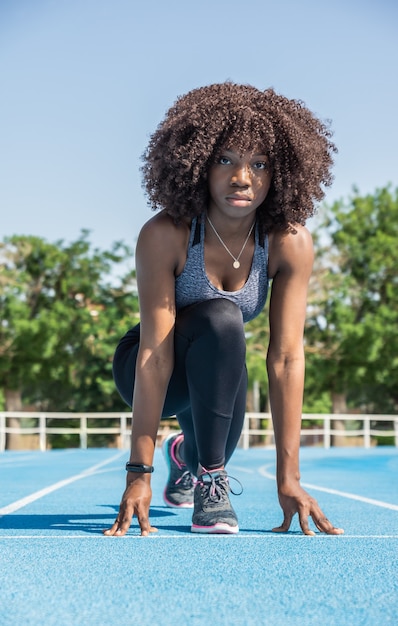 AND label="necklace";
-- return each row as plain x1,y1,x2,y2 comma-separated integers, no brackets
206,215,255,269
